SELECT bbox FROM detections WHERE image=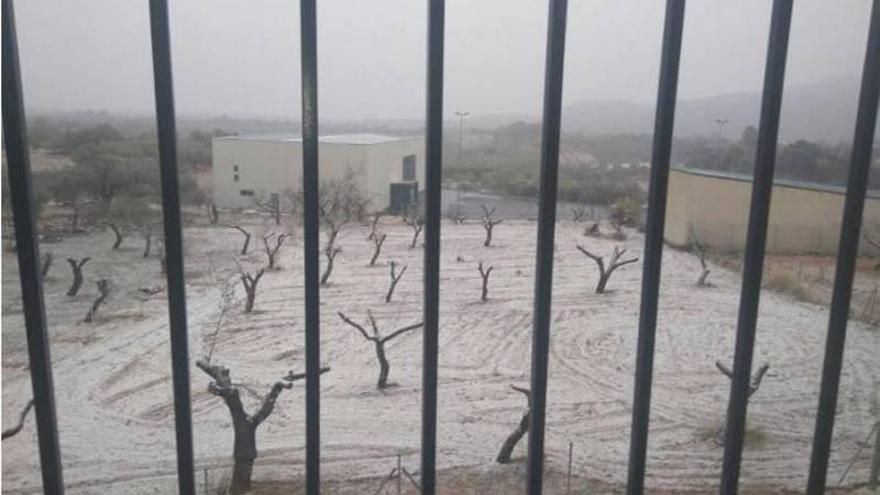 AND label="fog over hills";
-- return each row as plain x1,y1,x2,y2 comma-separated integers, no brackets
468,78,866,143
